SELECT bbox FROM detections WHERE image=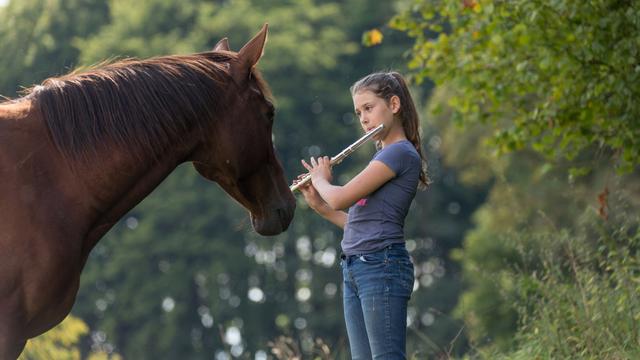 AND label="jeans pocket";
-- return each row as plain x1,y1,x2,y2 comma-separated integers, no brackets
396,260,415,294
358,253,385,265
